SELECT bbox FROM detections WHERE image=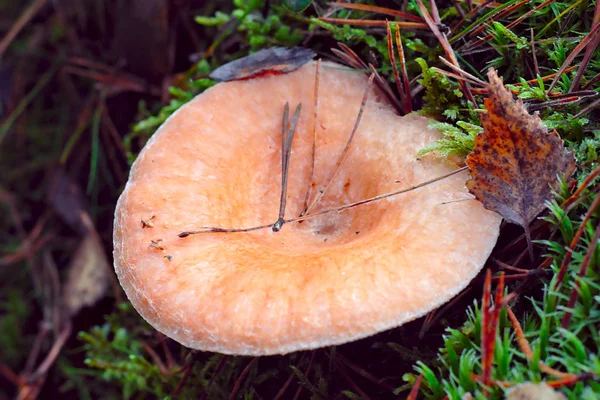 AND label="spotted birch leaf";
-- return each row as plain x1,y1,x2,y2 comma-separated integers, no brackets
466,69,576,256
